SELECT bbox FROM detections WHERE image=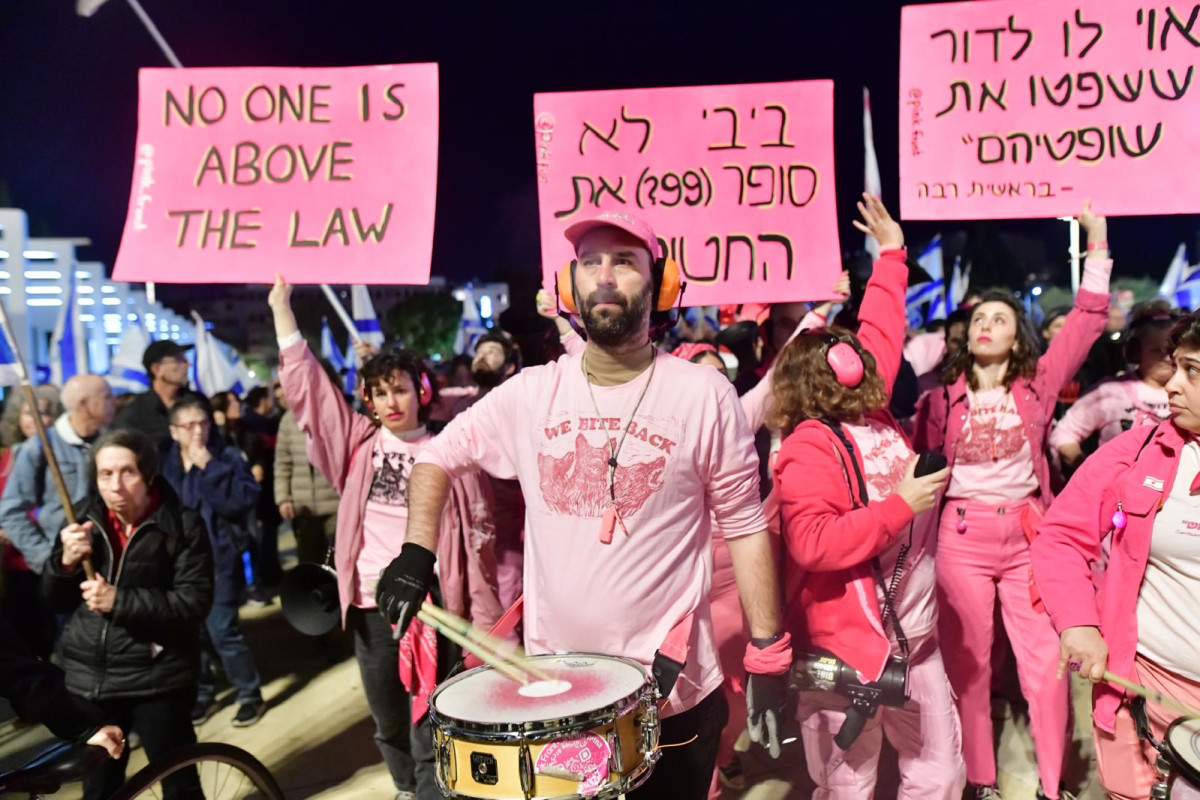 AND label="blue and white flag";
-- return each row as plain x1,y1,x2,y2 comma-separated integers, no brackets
949,256,972,310
0,318,20,387
1160,243,1190,306
351,285,384,359
49,271,87,385
192,313,243,396
905,235,945,326
107,319,151,394
343,338,358,396
320,317,346,371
